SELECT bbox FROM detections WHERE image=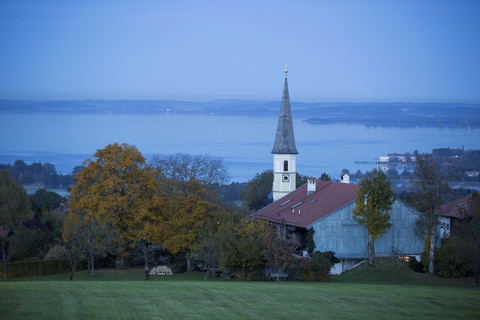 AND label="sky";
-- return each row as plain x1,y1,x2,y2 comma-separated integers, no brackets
1,0,479,102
